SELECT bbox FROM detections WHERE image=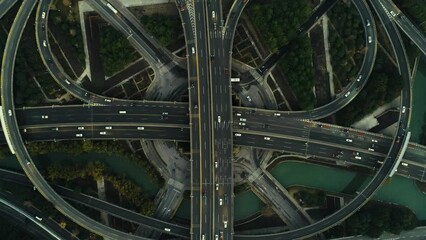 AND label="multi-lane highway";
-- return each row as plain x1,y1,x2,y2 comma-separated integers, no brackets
1,0,425,239
0,0,18,19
